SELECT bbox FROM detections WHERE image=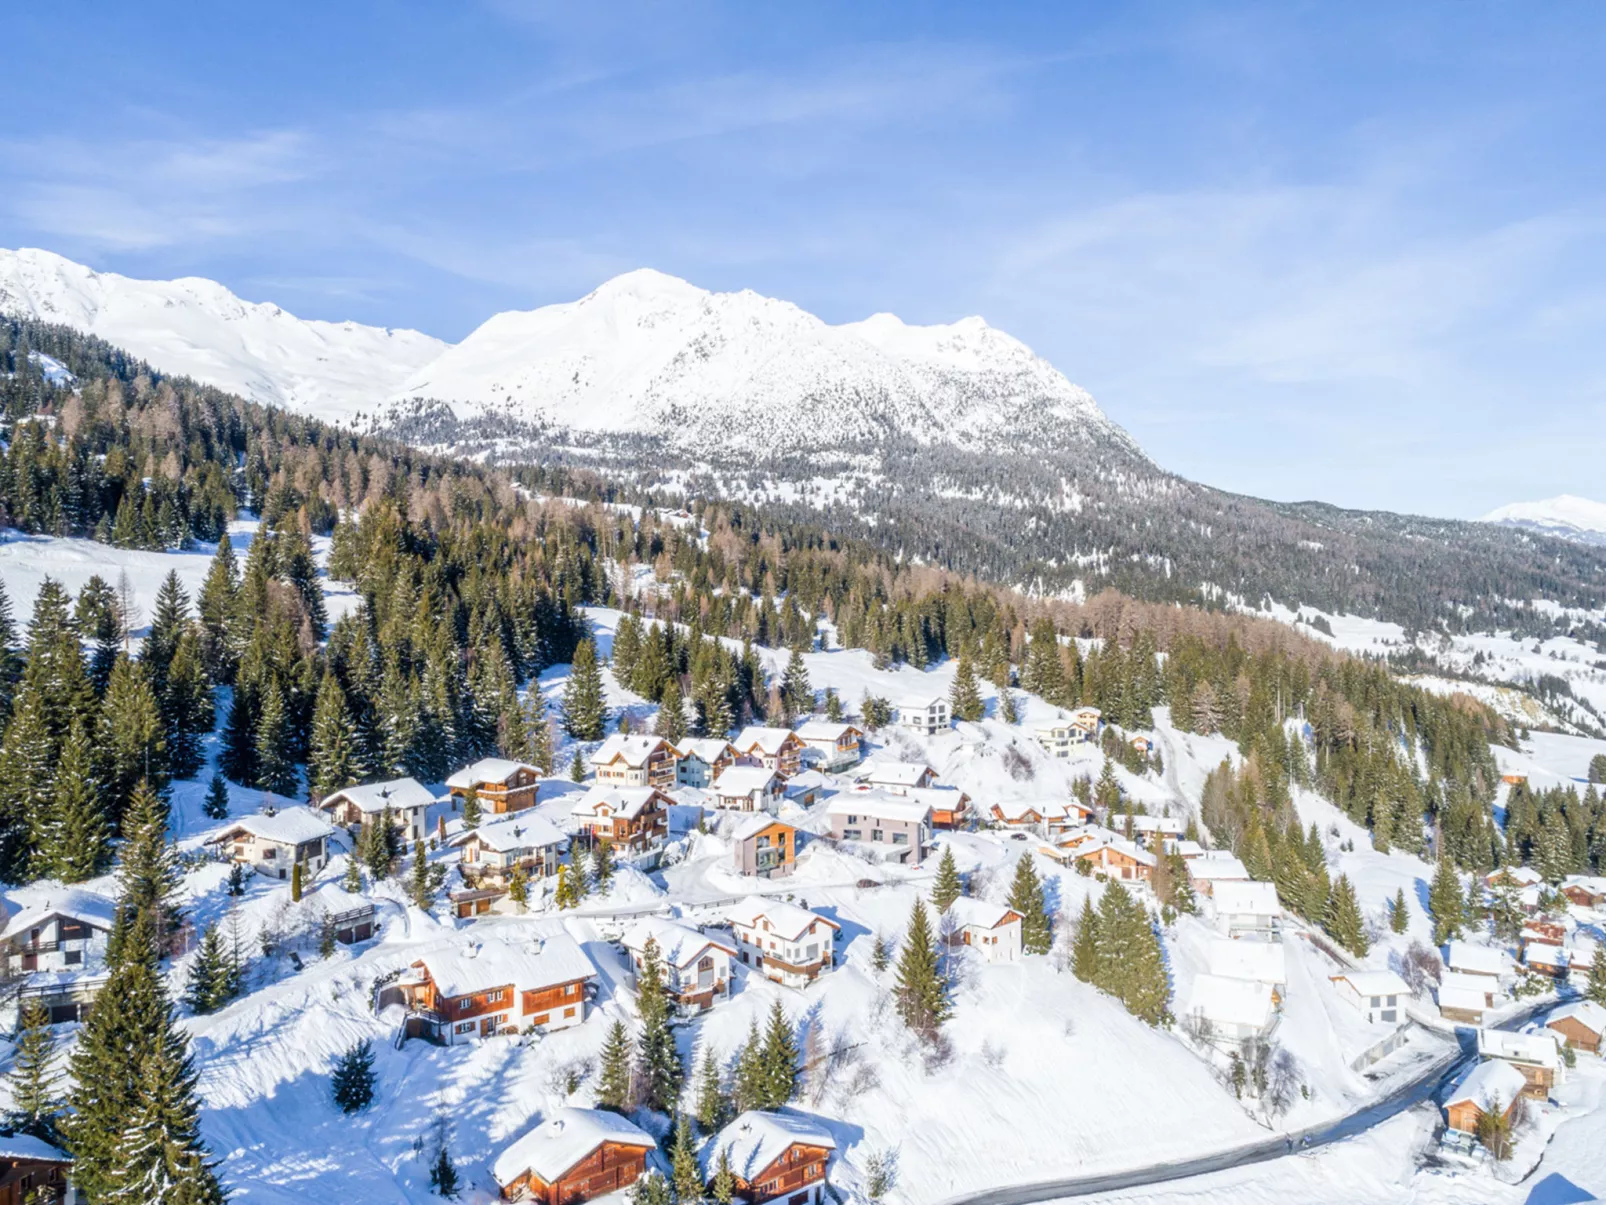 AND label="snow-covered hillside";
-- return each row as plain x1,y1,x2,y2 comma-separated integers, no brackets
1483,495,1606,547
0,247,446,422
0,247,1136,464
